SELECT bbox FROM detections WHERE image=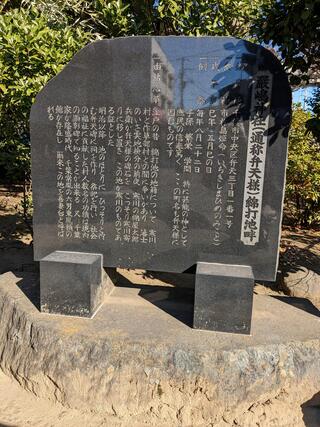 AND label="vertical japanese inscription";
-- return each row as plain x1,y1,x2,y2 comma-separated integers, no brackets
113,106,160,244
49,105,107,241
241,71,272,245
47,72,272,250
